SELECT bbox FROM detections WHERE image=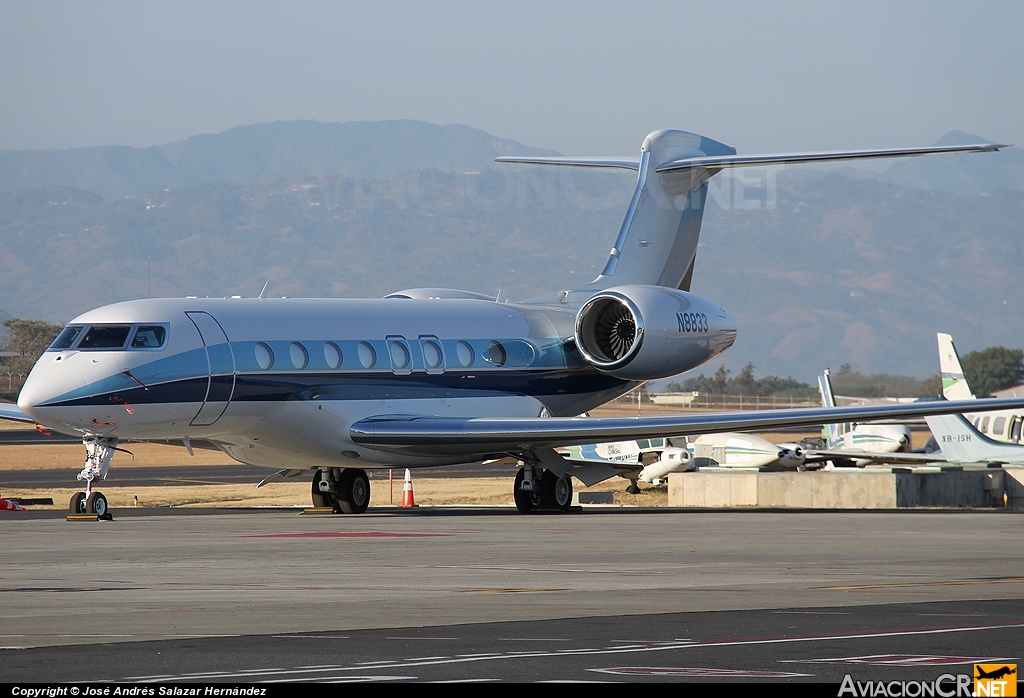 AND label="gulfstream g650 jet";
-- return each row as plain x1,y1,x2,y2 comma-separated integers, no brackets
2,129,1020,516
